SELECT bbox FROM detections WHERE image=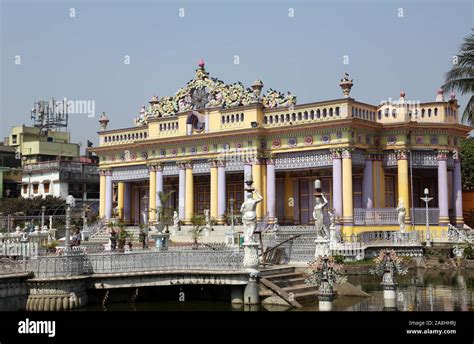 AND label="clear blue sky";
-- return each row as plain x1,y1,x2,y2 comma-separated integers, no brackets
1,0,472,152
